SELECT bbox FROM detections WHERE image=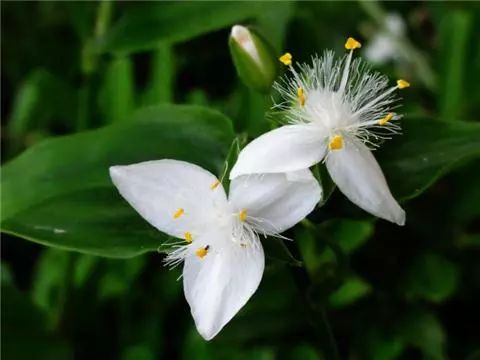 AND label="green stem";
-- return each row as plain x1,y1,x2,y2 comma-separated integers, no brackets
77,1,113,130
95,1,113,39
290,243,341,360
